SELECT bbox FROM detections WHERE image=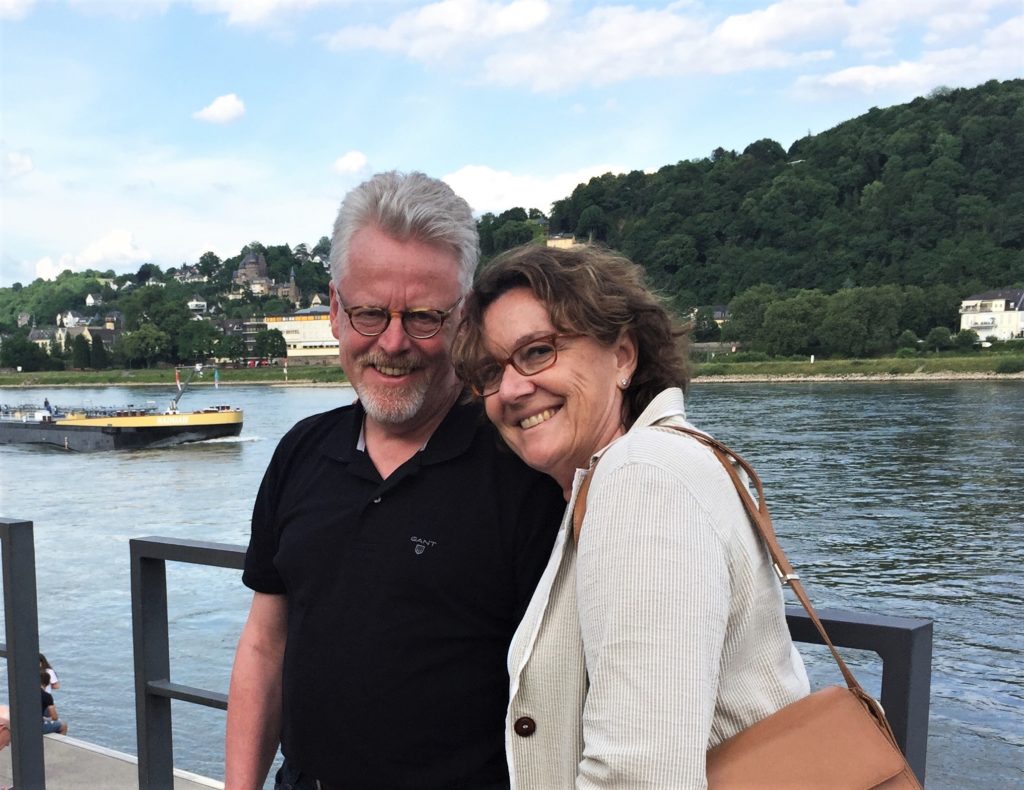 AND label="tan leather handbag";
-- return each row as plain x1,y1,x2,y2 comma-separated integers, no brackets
573,425,923,789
